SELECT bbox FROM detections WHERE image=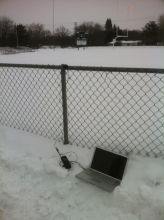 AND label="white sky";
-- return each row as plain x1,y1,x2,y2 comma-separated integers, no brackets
0,0,164,33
